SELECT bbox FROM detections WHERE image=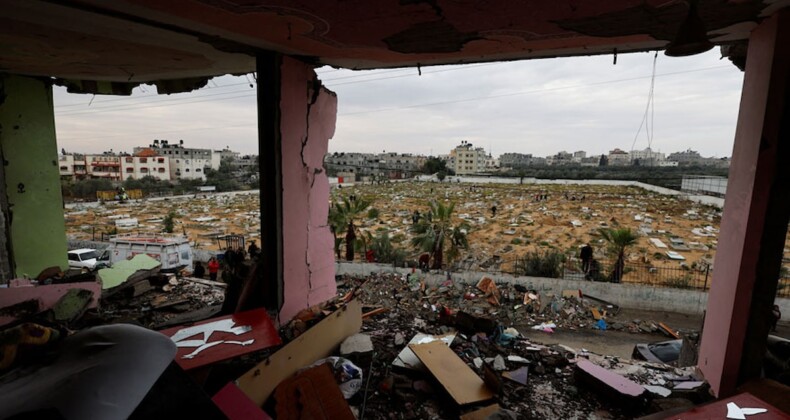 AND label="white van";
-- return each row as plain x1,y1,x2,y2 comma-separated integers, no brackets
67,248,109,271
106,234,193,271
